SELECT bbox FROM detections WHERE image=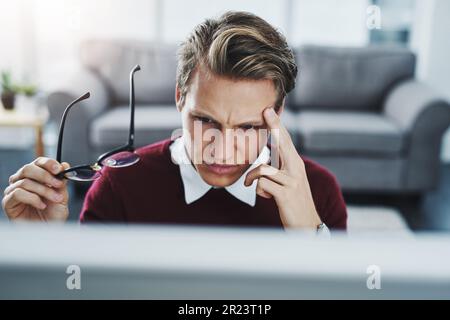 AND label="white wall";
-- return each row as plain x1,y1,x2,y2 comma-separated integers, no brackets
411,0,450,100
161,0,287,43
1,0,373,89
31,0,159,89
161,0,370,47
290,0,369,47
0,1,30,81
0,0,158,88
411,0,450,162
